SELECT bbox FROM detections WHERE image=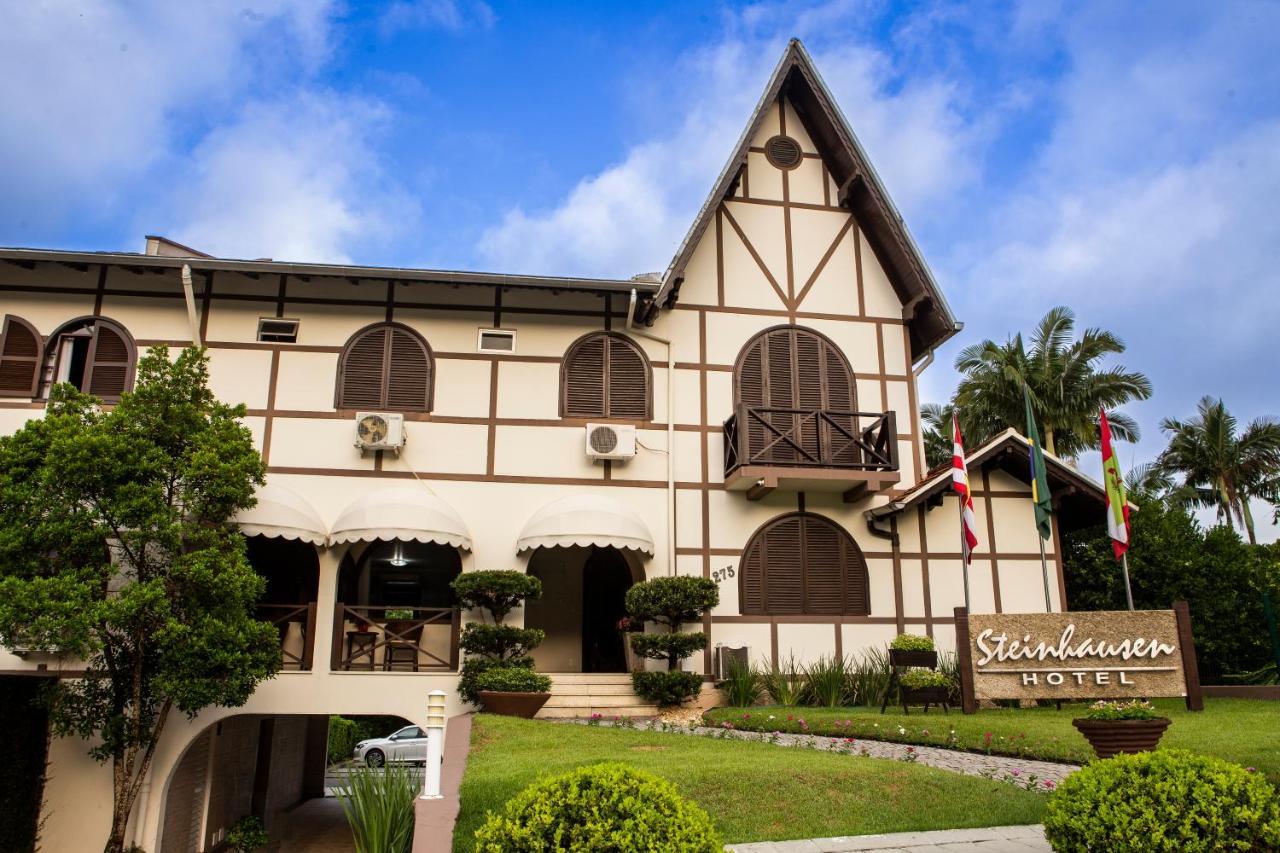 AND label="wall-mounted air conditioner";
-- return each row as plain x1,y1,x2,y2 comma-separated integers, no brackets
715,645,750,680
354,412,406,455
585,423,636,461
